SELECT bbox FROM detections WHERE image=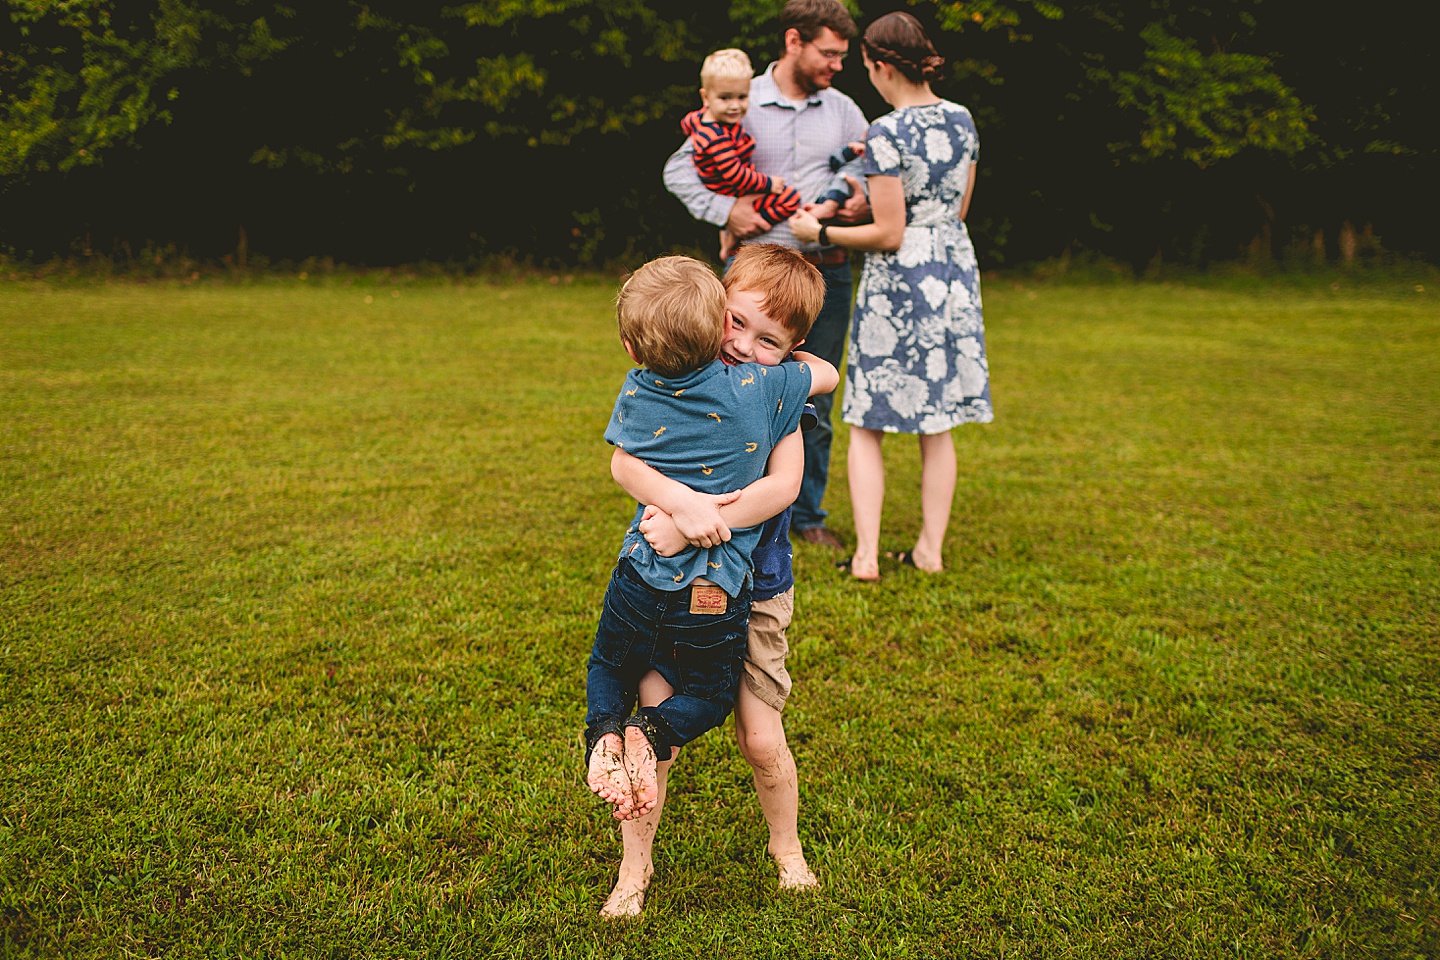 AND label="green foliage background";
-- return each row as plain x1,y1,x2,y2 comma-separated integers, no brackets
0,0,1434,266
